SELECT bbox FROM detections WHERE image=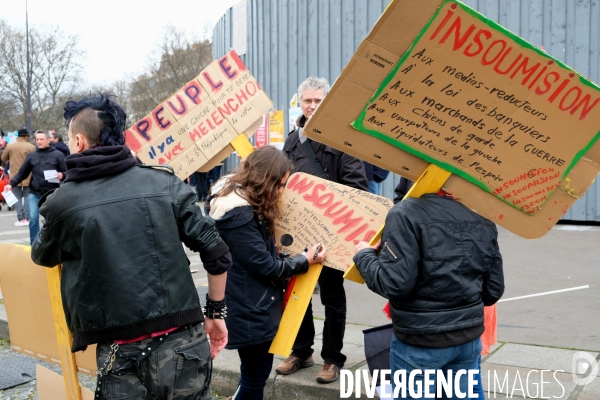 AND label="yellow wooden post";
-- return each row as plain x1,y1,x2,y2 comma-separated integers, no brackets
46,266,82,400
230,134,256,158
343,164,452,284
268,265,323,356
